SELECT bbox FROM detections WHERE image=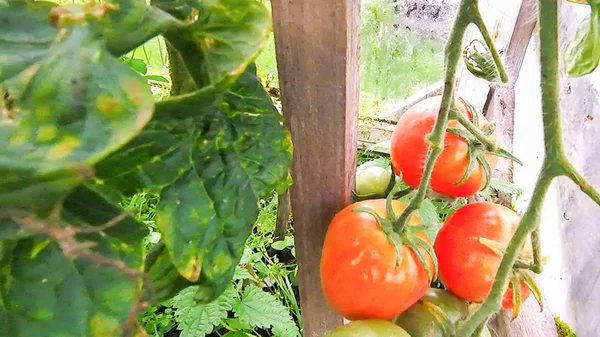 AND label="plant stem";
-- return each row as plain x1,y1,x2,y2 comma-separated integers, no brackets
471,6,510,83
454,172,554,335
454,0,599,333
393,0,474,233
452,110,498,151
